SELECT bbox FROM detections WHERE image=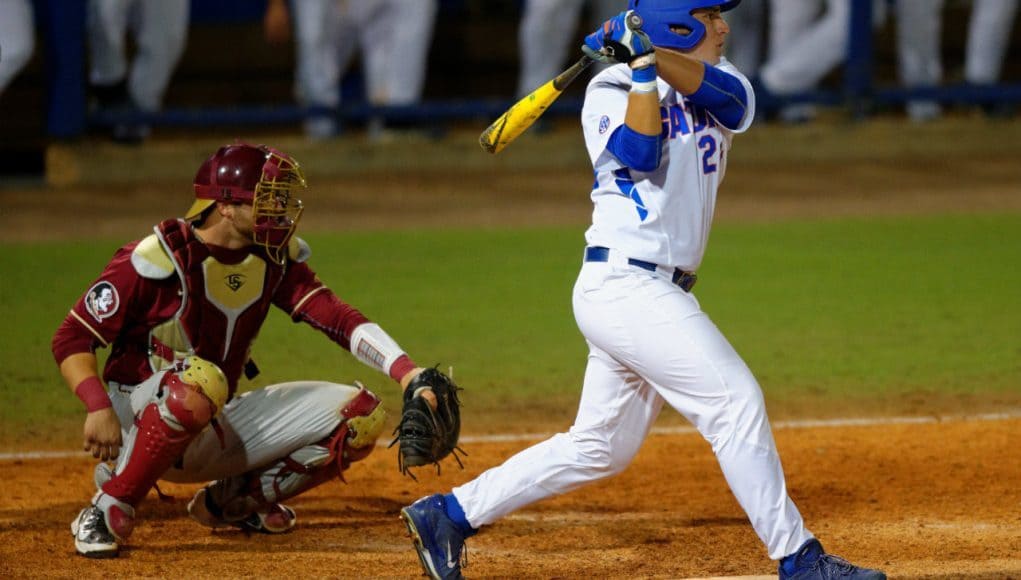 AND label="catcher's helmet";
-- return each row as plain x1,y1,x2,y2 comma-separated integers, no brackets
188,143,306,264
628,0,741,51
